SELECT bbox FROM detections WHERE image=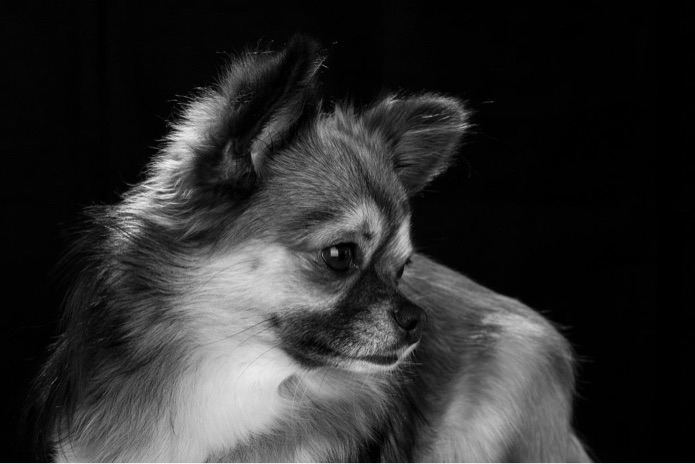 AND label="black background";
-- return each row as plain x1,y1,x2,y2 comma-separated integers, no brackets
2,2,683,462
